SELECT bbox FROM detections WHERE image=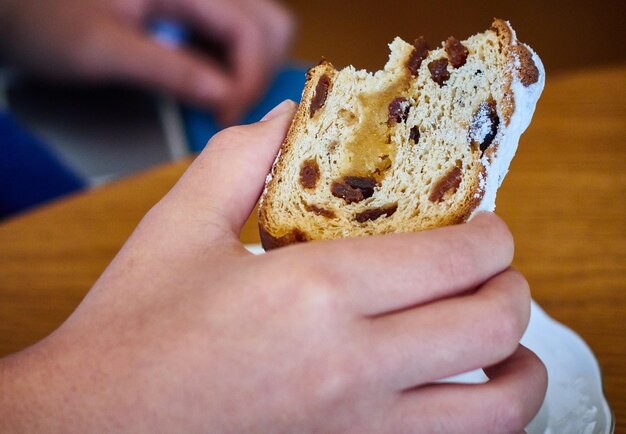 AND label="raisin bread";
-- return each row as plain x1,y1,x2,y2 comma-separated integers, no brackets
259,19,544,250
